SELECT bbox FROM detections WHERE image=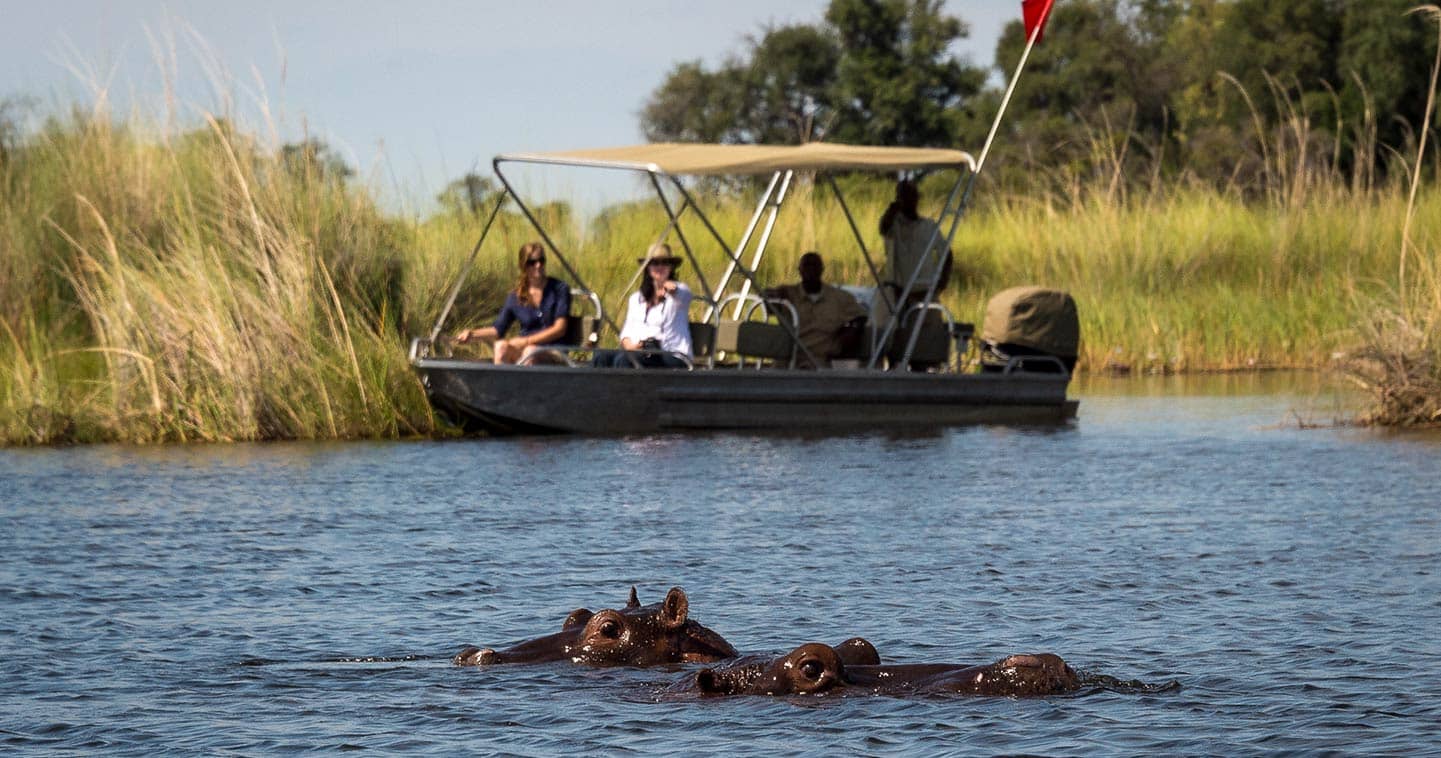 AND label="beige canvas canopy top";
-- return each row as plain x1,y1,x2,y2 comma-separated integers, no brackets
497,142,976,176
